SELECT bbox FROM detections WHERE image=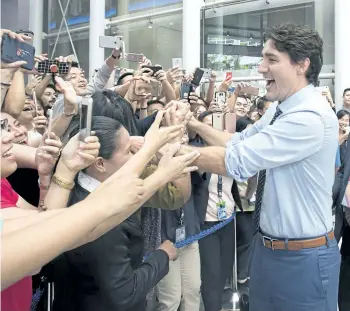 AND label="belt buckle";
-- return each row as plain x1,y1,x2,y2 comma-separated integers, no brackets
262,235,278,250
